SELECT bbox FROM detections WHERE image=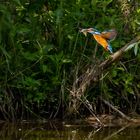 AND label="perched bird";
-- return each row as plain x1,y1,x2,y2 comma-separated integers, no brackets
80,28,117,53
